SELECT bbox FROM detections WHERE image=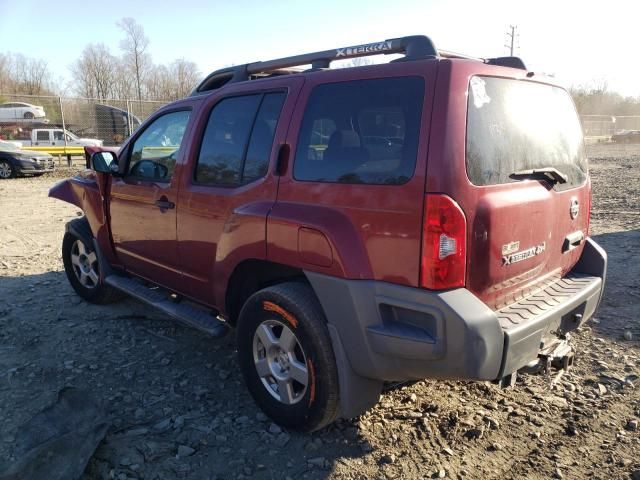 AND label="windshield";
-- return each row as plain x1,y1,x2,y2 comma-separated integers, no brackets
466,76,587,189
